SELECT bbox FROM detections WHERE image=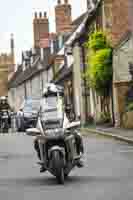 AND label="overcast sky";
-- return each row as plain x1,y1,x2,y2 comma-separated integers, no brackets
0,0,87,64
